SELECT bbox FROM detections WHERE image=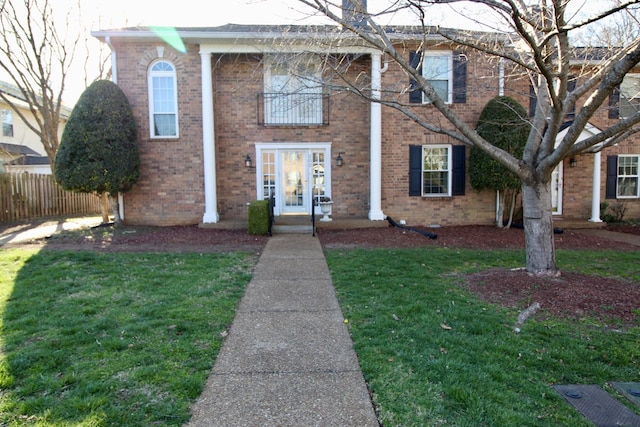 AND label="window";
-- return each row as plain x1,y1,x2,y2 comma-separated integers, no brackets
409,51,466,104
263,55,323,125
148,60,178,137
421,145,451,195
409,144,466,197
2,109,13,137
422,52,453,104
619,74,640,119
617,155,639,198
